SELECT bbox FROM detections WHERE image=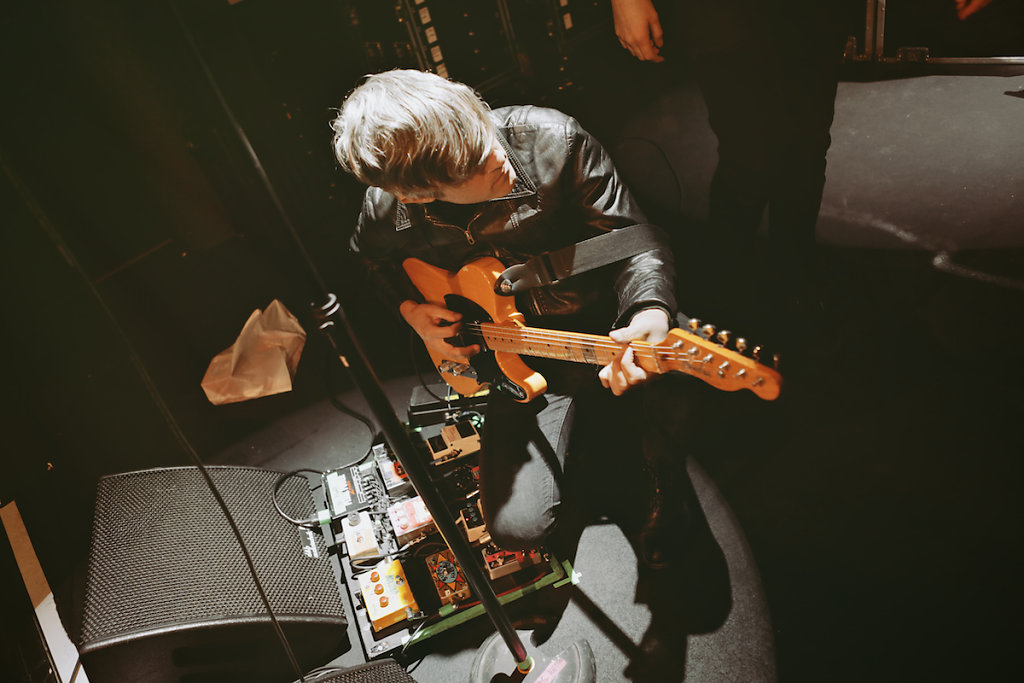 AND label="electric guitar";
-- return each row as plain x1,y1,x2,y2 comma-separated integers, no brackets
403,257,782,402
